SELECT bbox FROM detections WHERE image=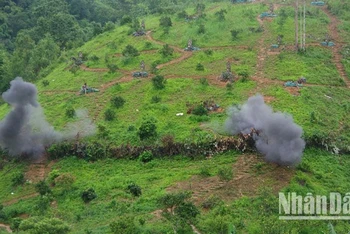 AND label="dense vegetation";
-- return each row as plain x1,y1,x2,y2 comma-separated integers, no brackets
0,0,350,233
